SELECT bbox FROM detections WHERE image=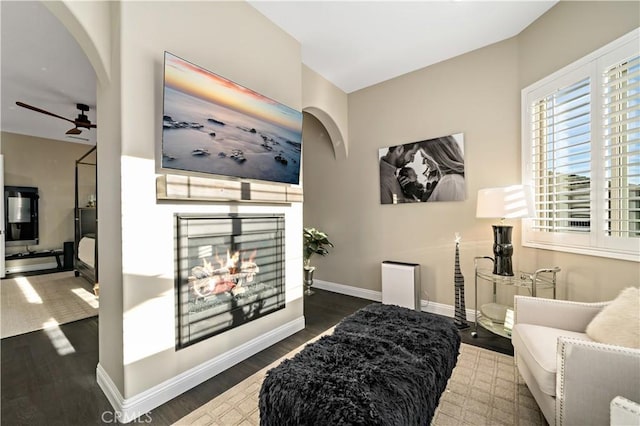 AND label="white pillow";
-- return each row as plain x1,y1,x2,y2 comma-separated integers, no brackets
586,287,640,349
